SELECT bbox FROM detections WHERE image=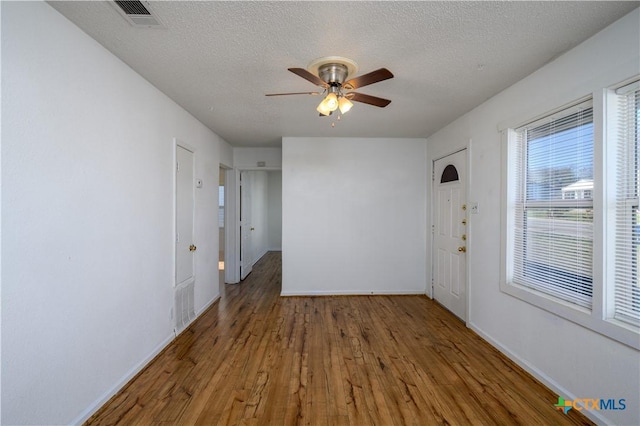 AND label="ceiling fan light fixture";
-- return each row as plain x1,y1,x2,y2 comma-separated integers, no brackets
338,96,353,114
317,92,339,115
324,92,339,111
316,98,332,116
